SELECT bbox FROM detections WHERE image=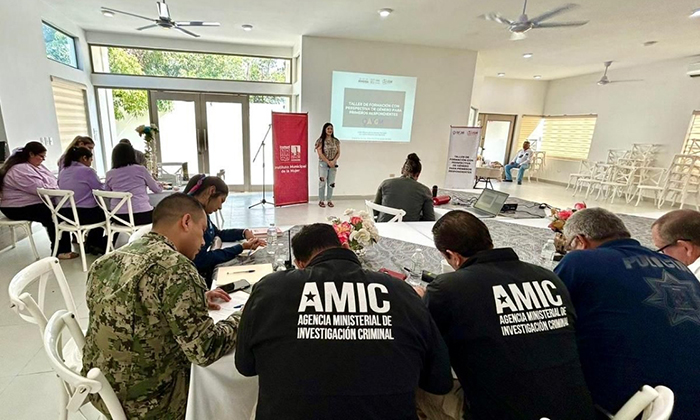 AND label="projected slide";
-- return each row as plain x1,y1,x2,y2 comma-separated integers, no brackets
330,71,417,142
